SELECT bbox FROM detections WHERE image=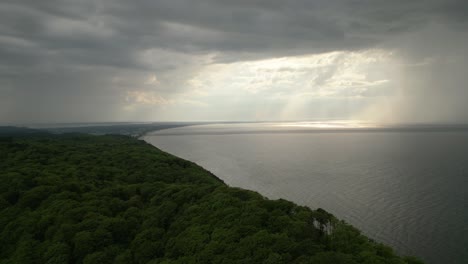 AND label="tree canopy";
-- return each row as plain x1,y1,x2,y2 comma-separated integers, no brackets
0,133,424,264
